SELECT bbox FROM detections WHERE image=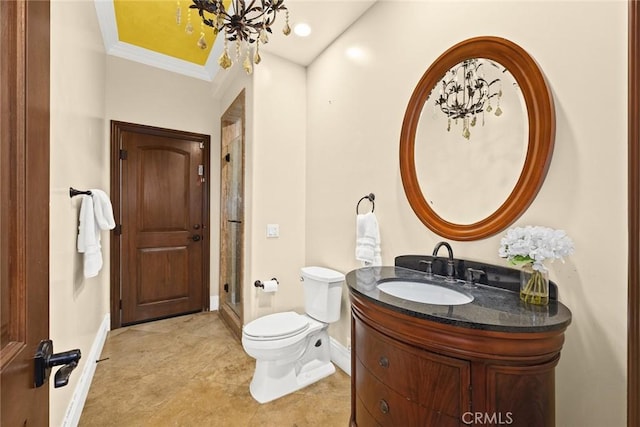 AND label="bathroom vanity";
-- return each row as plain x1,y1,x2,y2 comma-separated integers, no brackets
347,256,571,427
